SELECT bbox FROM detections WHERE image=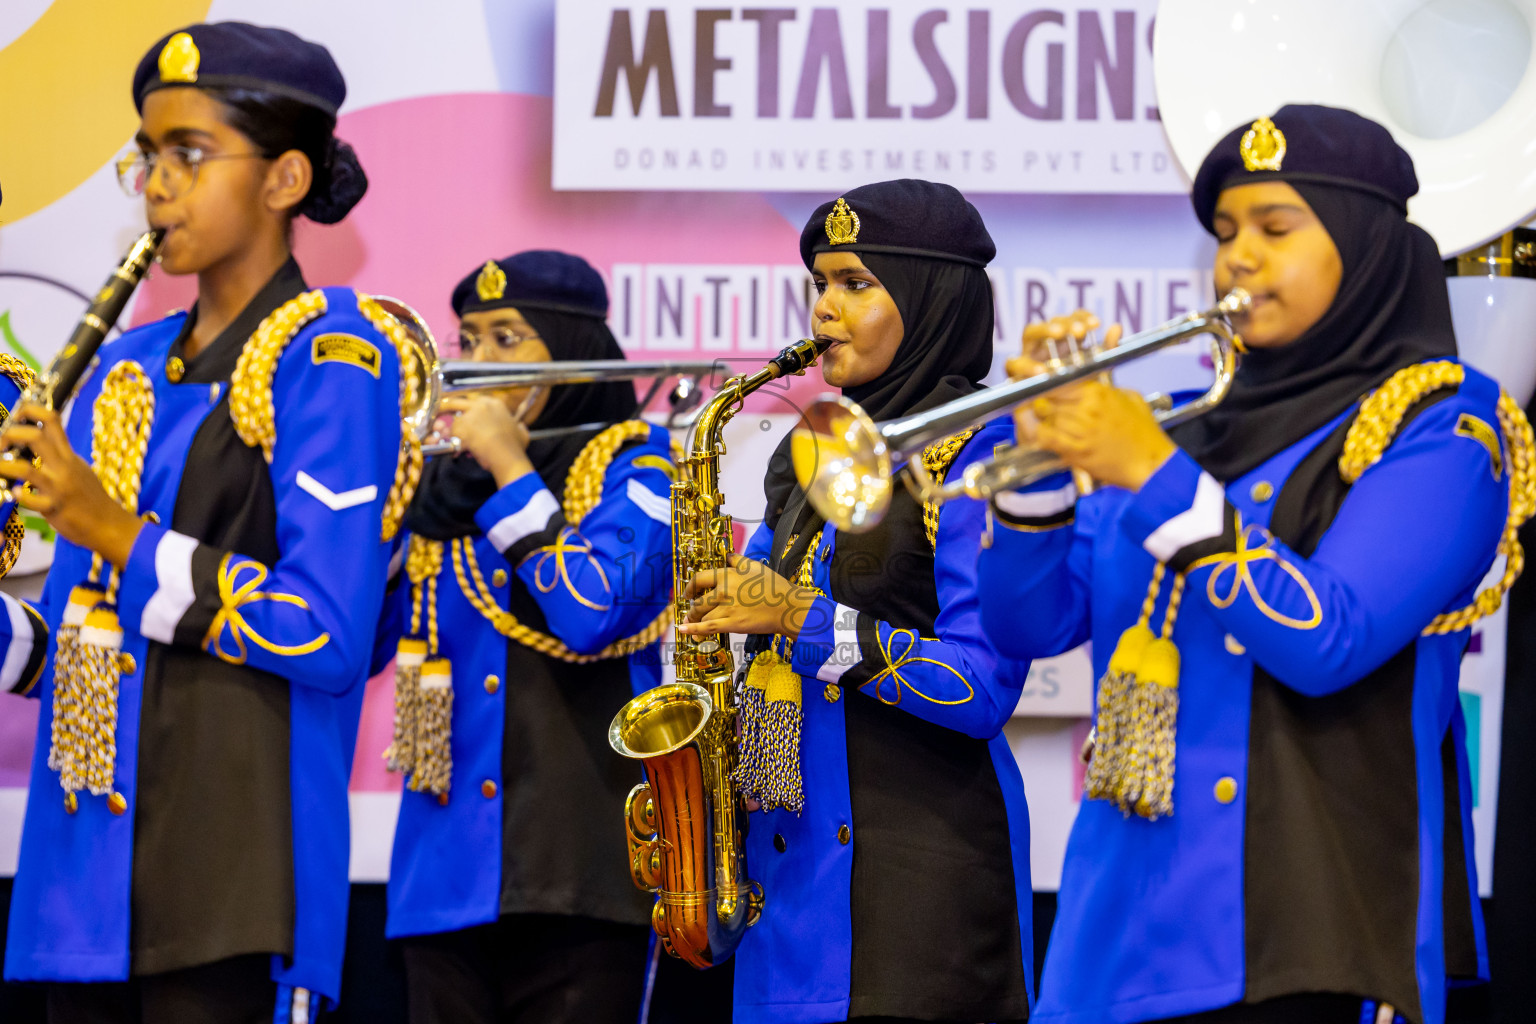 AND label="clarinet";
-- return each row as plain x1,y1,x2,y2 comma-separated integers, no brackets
0,229,164,504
